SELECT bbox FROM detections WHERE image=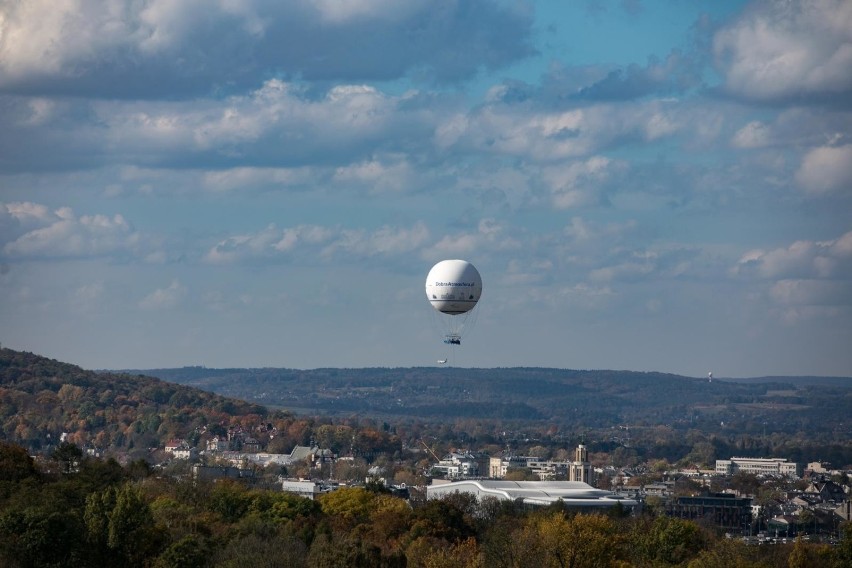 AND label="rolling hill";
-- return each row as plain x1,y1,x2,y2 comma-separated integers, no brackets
0,347,267,455
130,365,852,437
